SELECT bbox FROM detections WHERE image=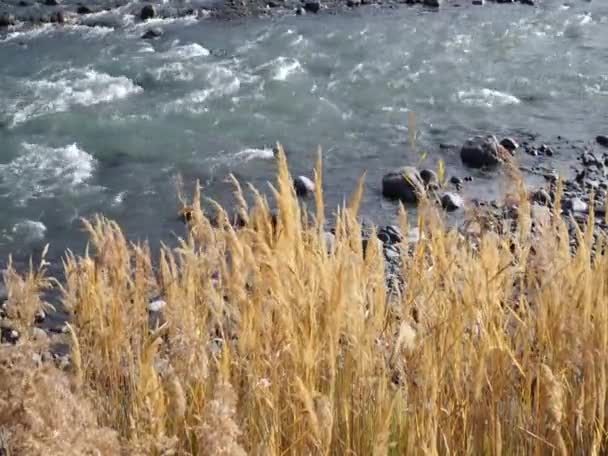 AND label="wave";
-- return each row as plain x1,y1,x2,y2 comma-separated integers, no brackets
233,148,275,161
457,88,521,108
11,220,47,244
164,42,210,60
0,143,95,205
7,68,142,127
